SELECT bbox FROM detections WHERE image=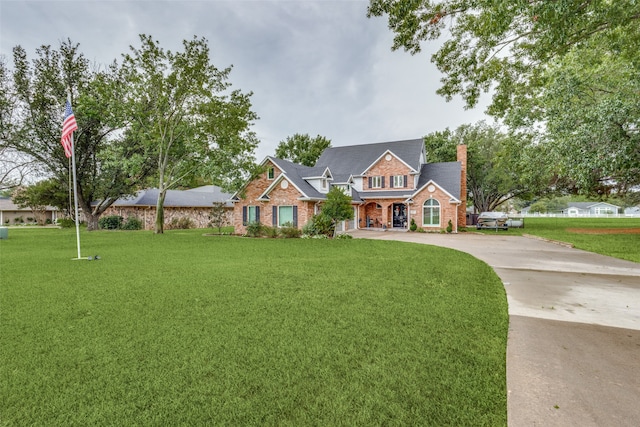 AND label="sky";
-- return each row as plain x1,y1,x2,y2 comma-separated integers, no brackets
0,0,492,161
